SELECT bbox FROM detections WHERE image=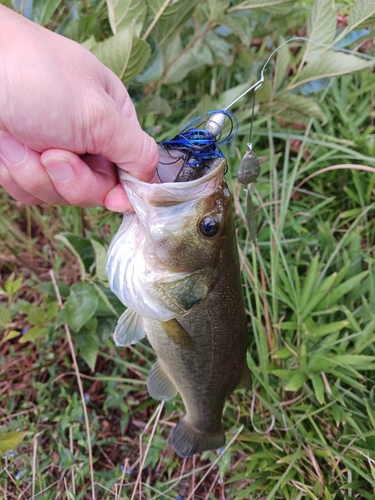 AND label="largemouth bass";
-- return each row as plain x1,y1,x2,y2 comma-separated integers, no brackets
106,155,250,458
